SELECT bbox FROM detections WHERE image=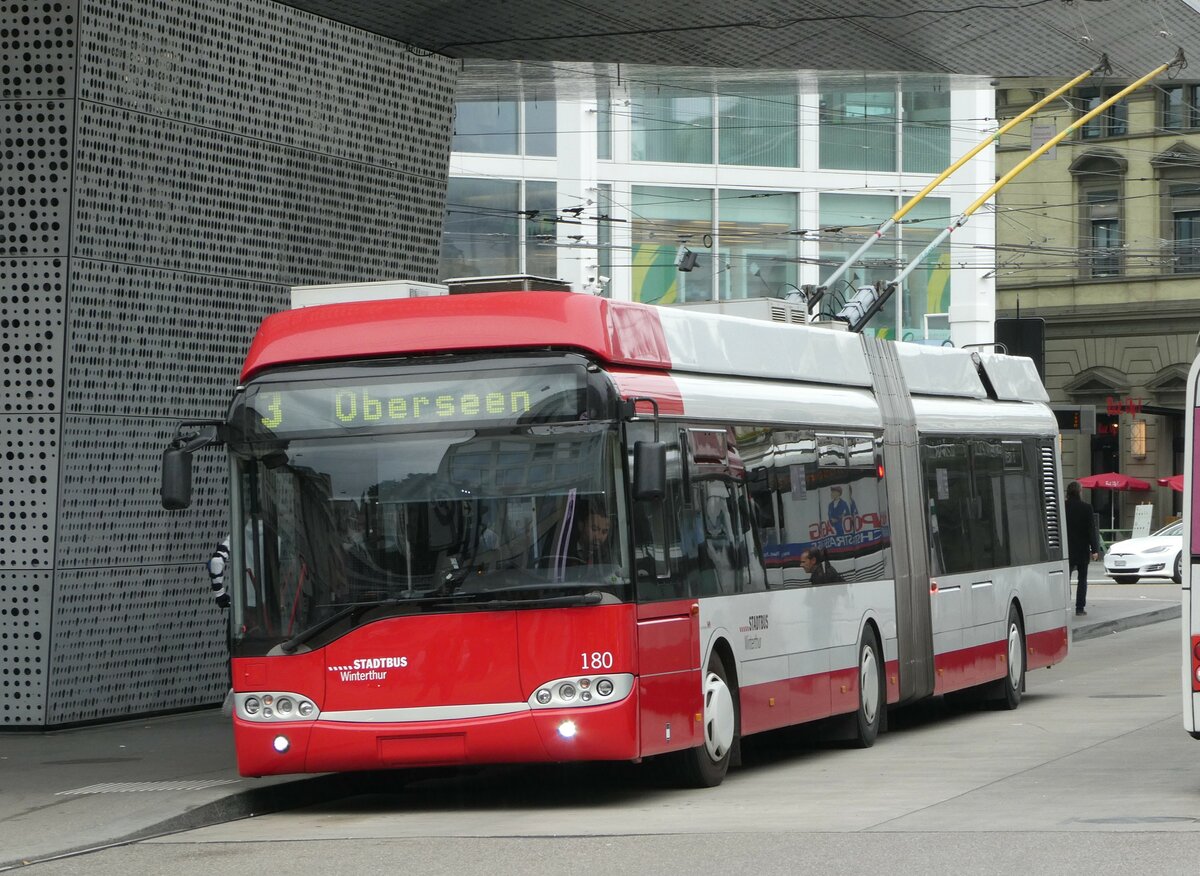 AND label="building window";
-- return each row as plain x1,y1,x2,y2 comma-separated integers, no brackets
1085,188,1122,276
630,186,713,303
631,84,713,164
818,192,897,331
819,88,897,172
440,178,558,281
817,193,950,340
523,98,557,157
451,98,557,157
716,190,799,299
1161,84,1200,130
1077,87,1127,139
597,183,613,296
1168,184,1200,273
717,82,798,168
524,181,558,277
902,85,950,174
596,82,613,160
1131,419,1147,459
452,100,519,154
